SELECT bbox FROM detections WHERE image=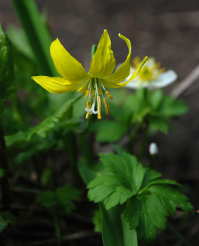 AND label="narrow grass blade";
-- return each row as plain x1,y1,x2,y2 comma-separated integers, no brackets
12,0,56,75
